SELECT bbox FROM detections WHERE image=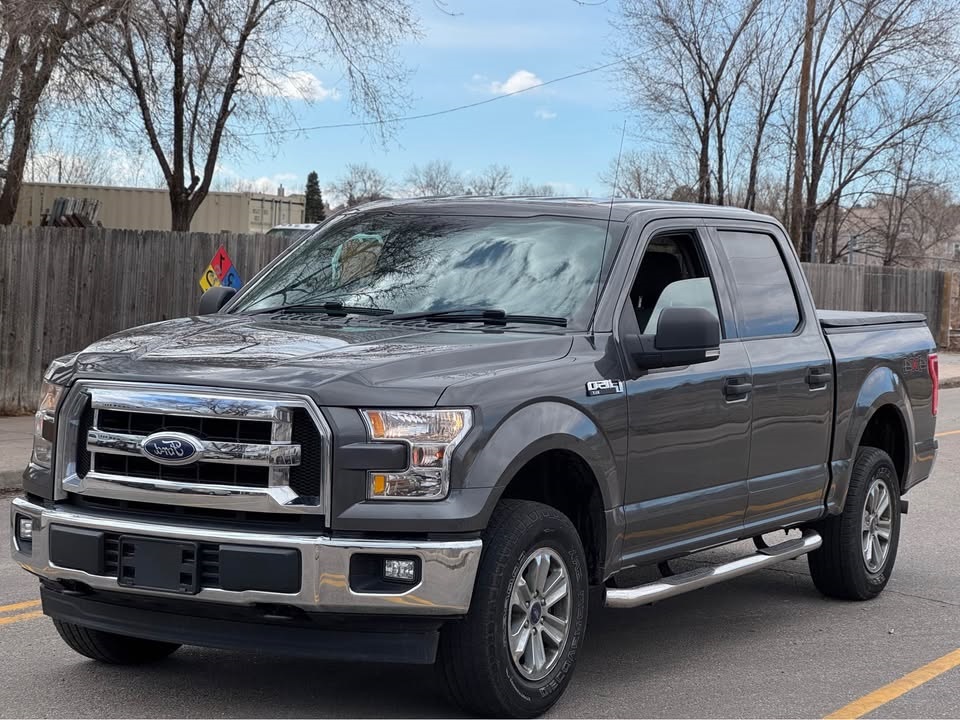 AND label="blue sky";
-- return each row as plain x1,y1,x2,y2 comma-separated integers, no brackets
225,0,629,200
